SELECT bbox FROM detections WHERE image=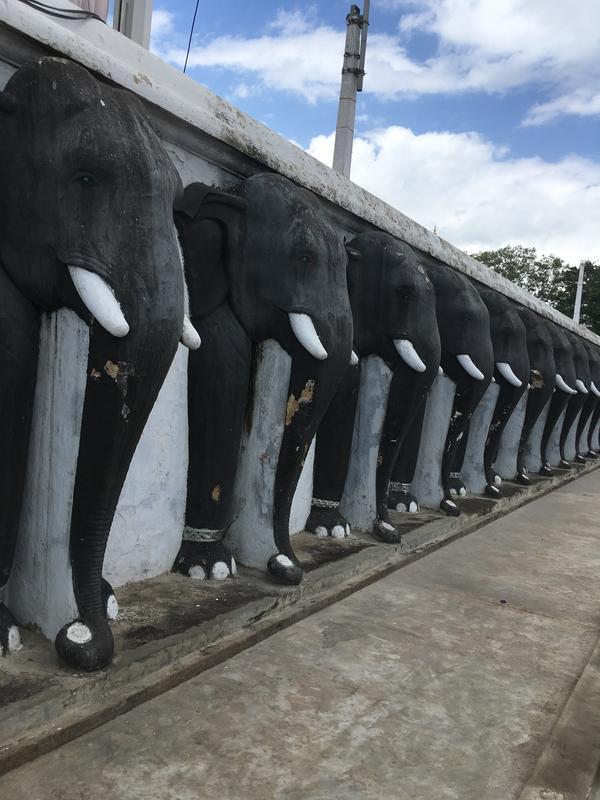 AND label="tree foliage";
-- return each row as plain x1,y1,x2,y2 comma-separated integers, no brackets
472,245,600,335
